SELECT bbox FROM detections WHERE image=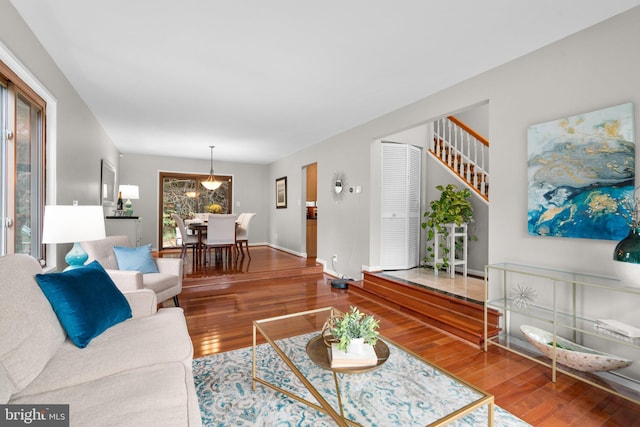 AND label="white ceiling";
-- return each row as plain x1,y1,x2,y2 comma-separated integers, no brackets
9,0,640,164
